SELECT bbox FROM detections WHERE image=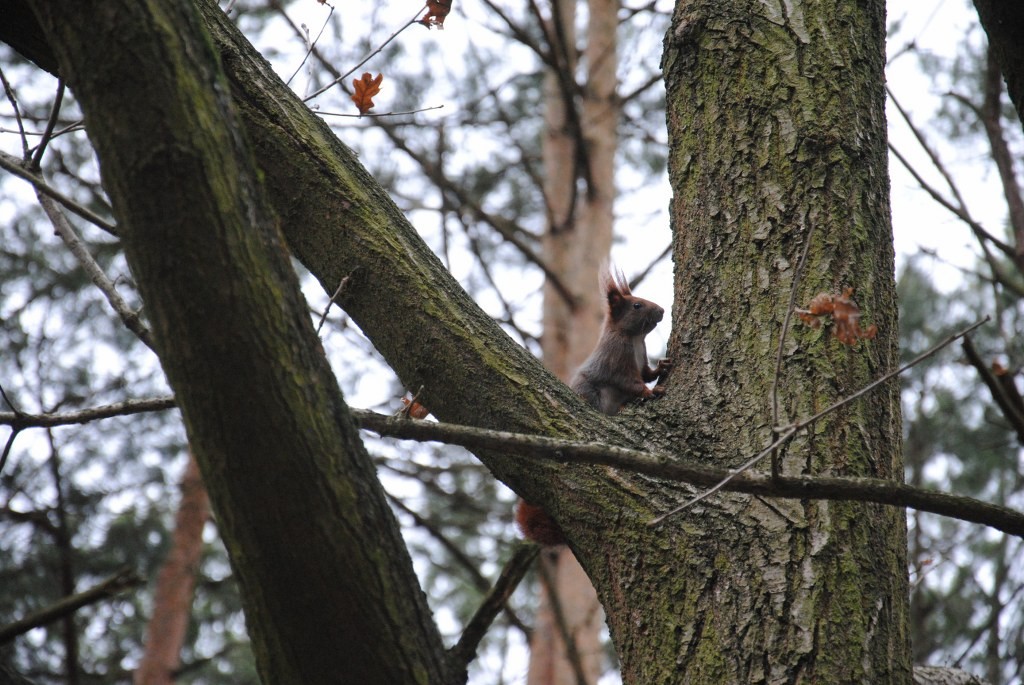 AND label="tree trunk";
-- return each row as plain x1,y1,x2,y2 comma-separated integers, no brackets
647,0,911,681
26,1,453,683
135,453,209,685
972,0,1024,127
